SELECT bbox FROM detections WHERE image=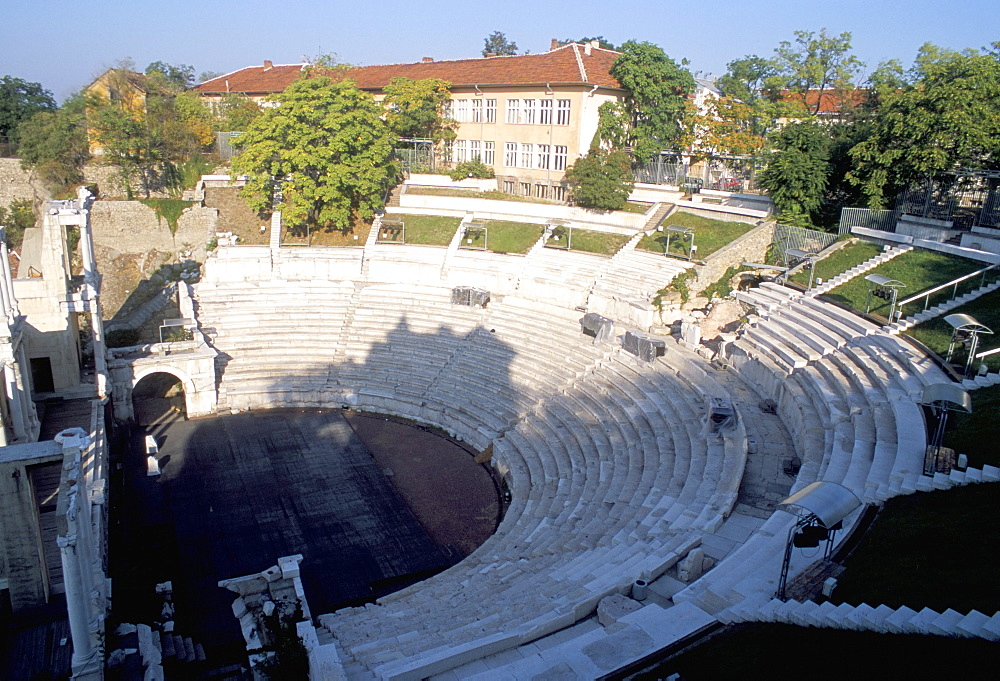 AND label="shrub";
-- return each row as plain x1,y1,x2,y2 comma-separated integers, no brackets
447,157,495,181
